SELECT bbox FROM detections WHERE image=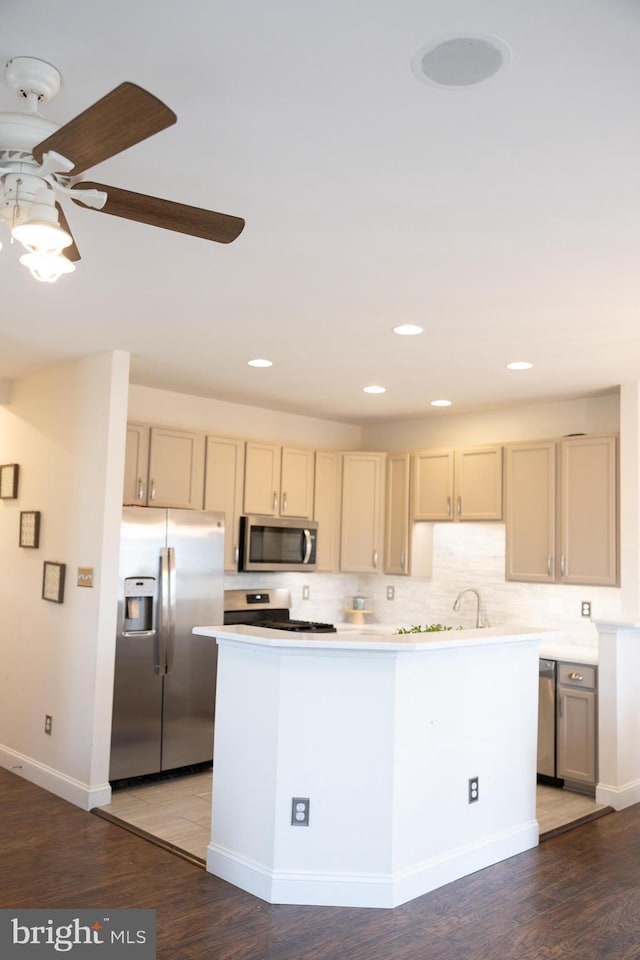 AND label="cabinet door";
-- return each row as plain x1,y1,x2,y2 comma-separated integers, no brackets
280,447,314,518
557,686,597,786
123,423,150,504
455,446,503,520
385,453,410,575
340,452,386,573
243,442,281,515
147,427,204,509
313,451,341,572
412,449,454,521
204,436,245,571
558,435,618,586
505,441,556,582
